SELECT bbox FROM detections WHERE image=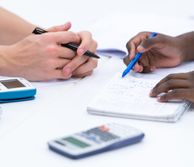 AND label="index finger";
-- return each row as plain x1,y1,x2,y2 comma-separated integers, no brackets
125,32,151,72
125,41,142,72
47,22,72,32
45,31,80,44
62,55,89,76
126,32,151,56
123,55,143,72
157,89,194,102
76,31,96,56
153,73,190,89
